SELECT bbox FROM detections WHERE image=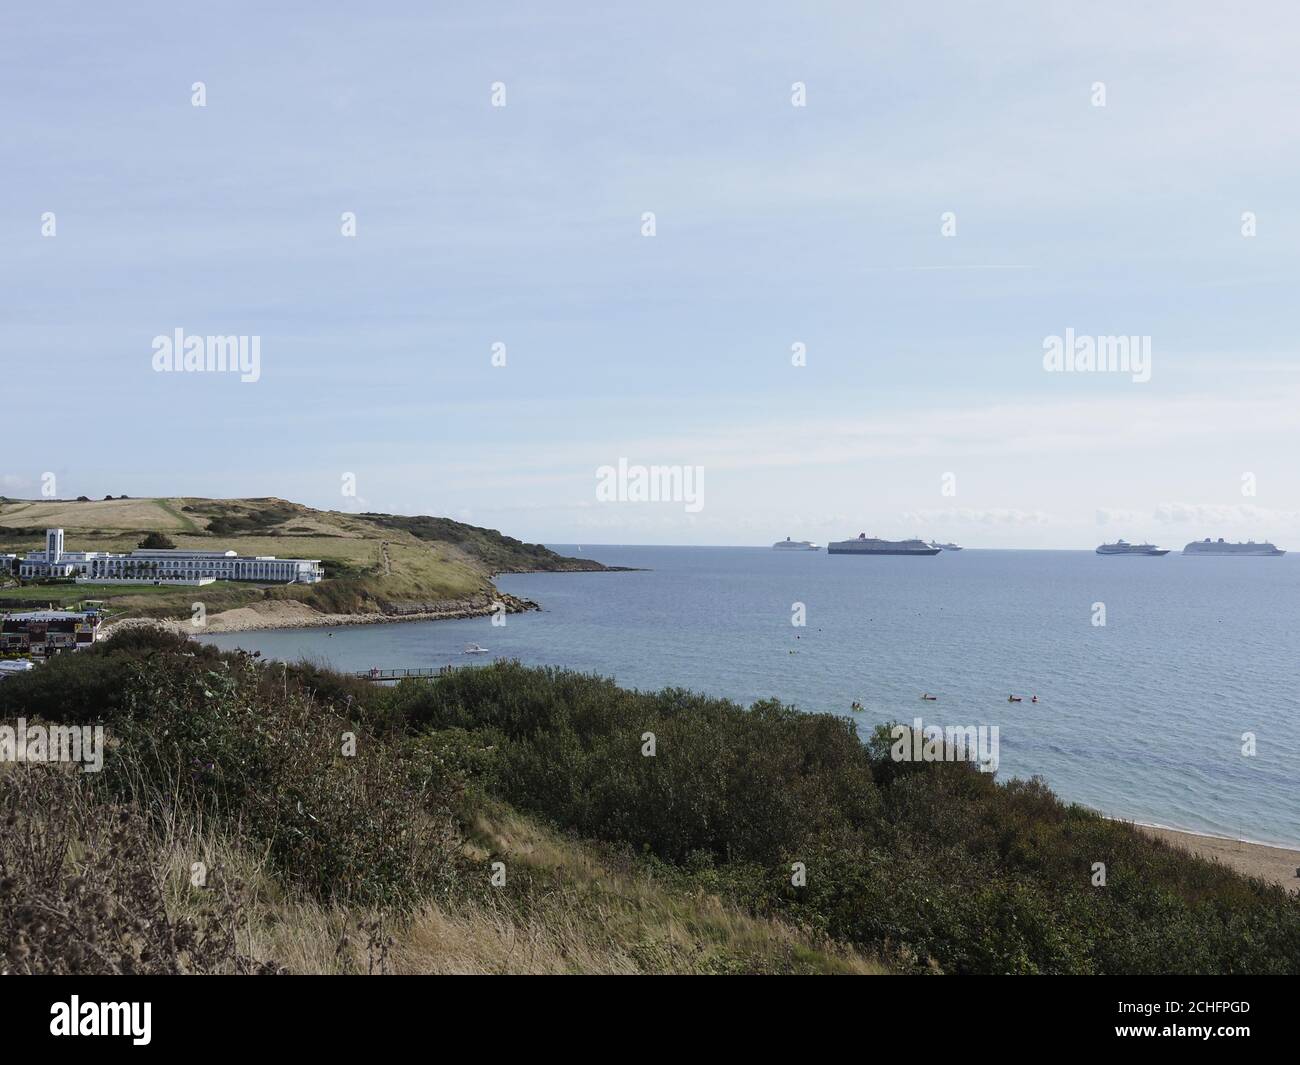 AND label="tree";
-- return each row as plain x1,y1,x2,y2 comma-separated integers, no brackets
137,532,177,550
